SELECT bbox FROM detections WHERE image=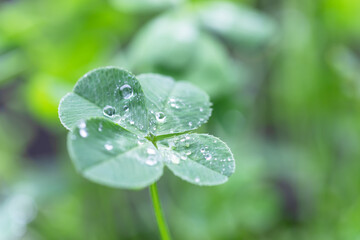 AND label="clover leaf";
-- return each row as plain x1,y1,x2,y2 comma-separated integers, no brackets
59,67,235,189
